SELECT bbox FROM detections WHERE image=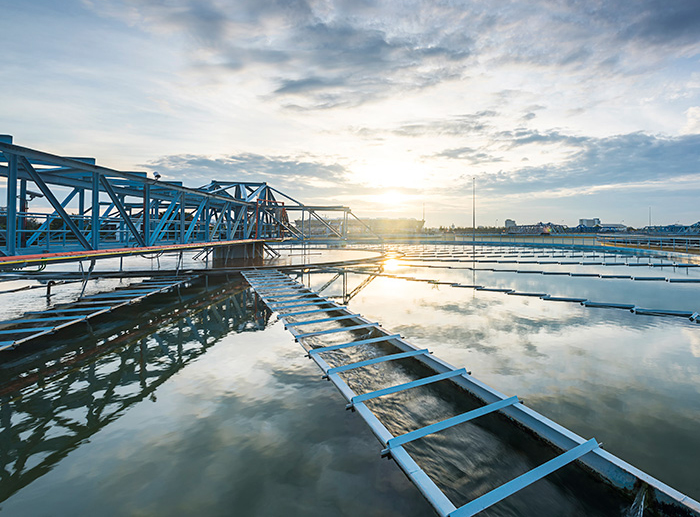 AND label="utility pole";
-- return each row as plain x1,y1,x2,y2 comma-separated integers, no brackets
472,177,476,253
